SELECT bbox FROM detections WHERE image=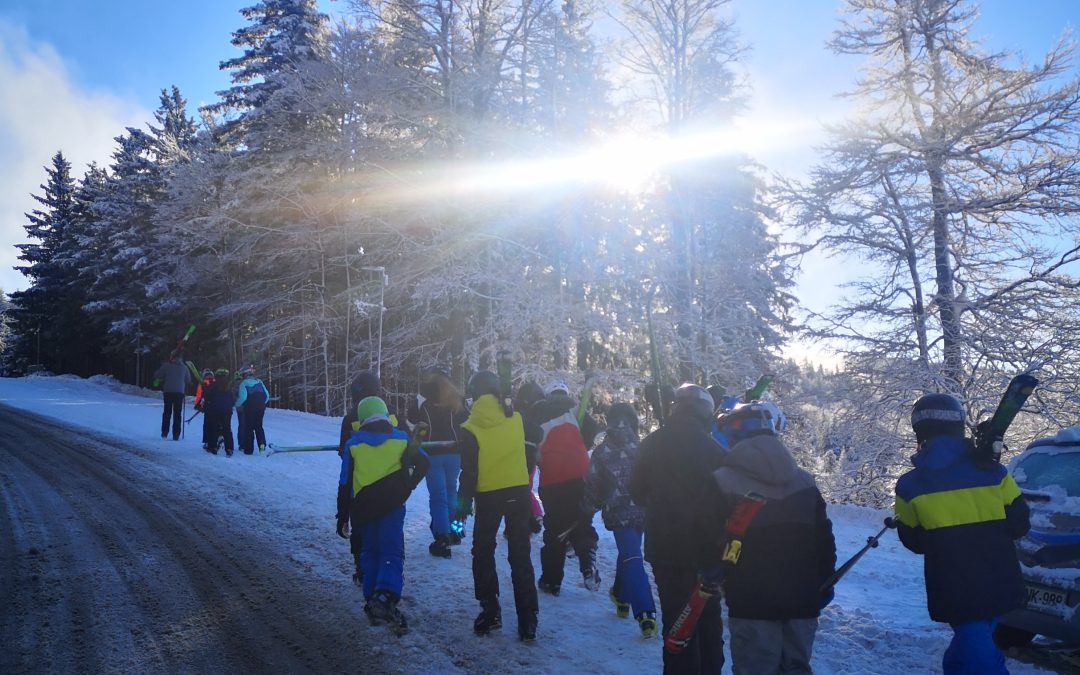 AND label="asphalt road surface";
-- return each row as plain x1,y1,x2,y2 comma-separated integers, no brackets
0,405,388,674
